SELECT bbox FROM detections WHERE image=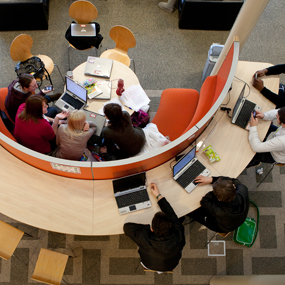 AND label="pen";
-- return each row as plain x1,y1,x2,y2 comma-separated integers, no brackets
124,105,133,110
